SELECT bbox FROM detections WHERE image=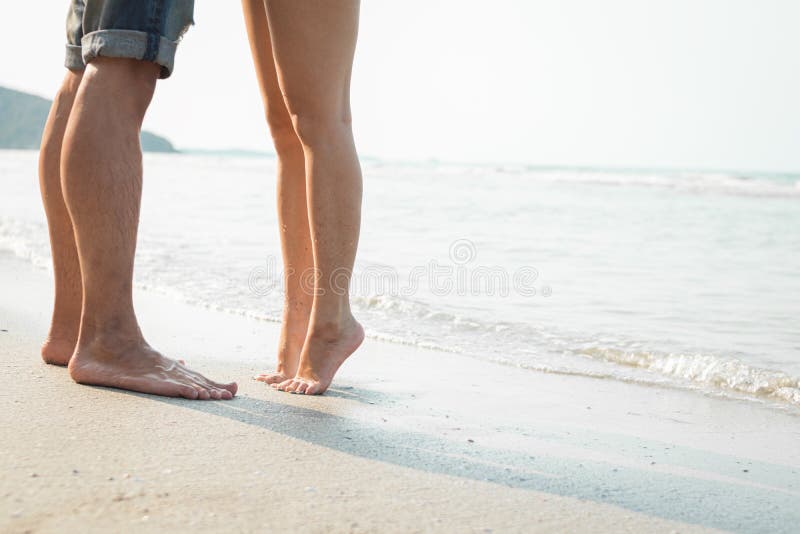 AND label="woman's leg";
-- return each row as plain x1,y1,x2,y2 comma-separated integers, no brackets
241,0,314,384
265,0,364,395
